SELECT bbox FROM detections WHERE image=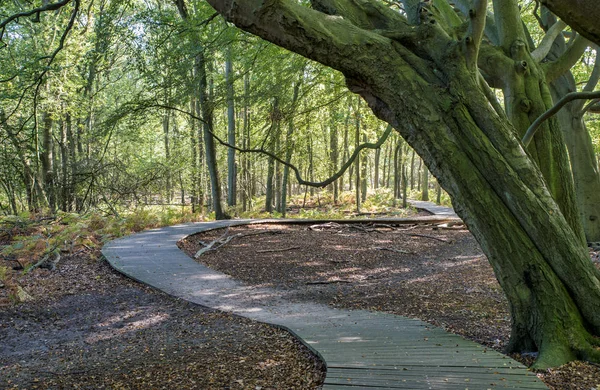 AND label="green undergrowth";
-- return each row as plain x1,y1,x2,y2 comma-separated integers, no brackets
0,206,205,272
236,188,426,219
